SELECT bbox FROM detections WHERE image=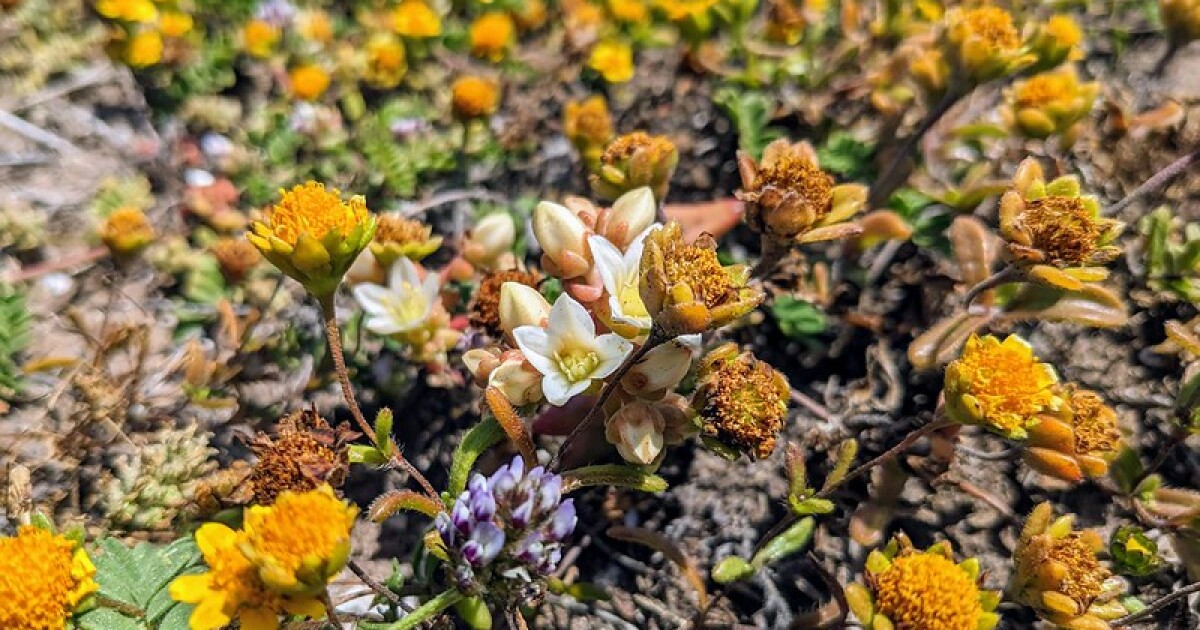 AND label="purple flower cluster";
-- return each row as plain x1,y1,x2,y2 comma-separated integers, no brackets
435,455,577,593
